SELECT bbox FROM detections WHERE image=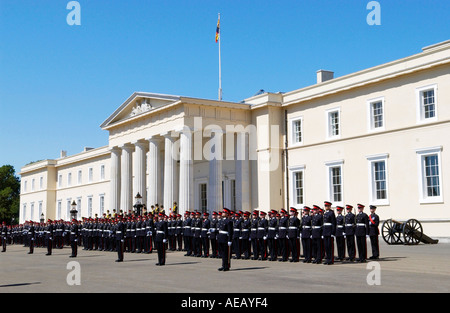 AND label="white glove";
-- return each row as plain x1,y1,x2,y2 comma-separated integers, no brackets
227,242,232,246
163,239,167,243
121,240,124,243
286,235,289,239
263,236,267,240
74,239,77,242
366,235,369,238
321,236,324,239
